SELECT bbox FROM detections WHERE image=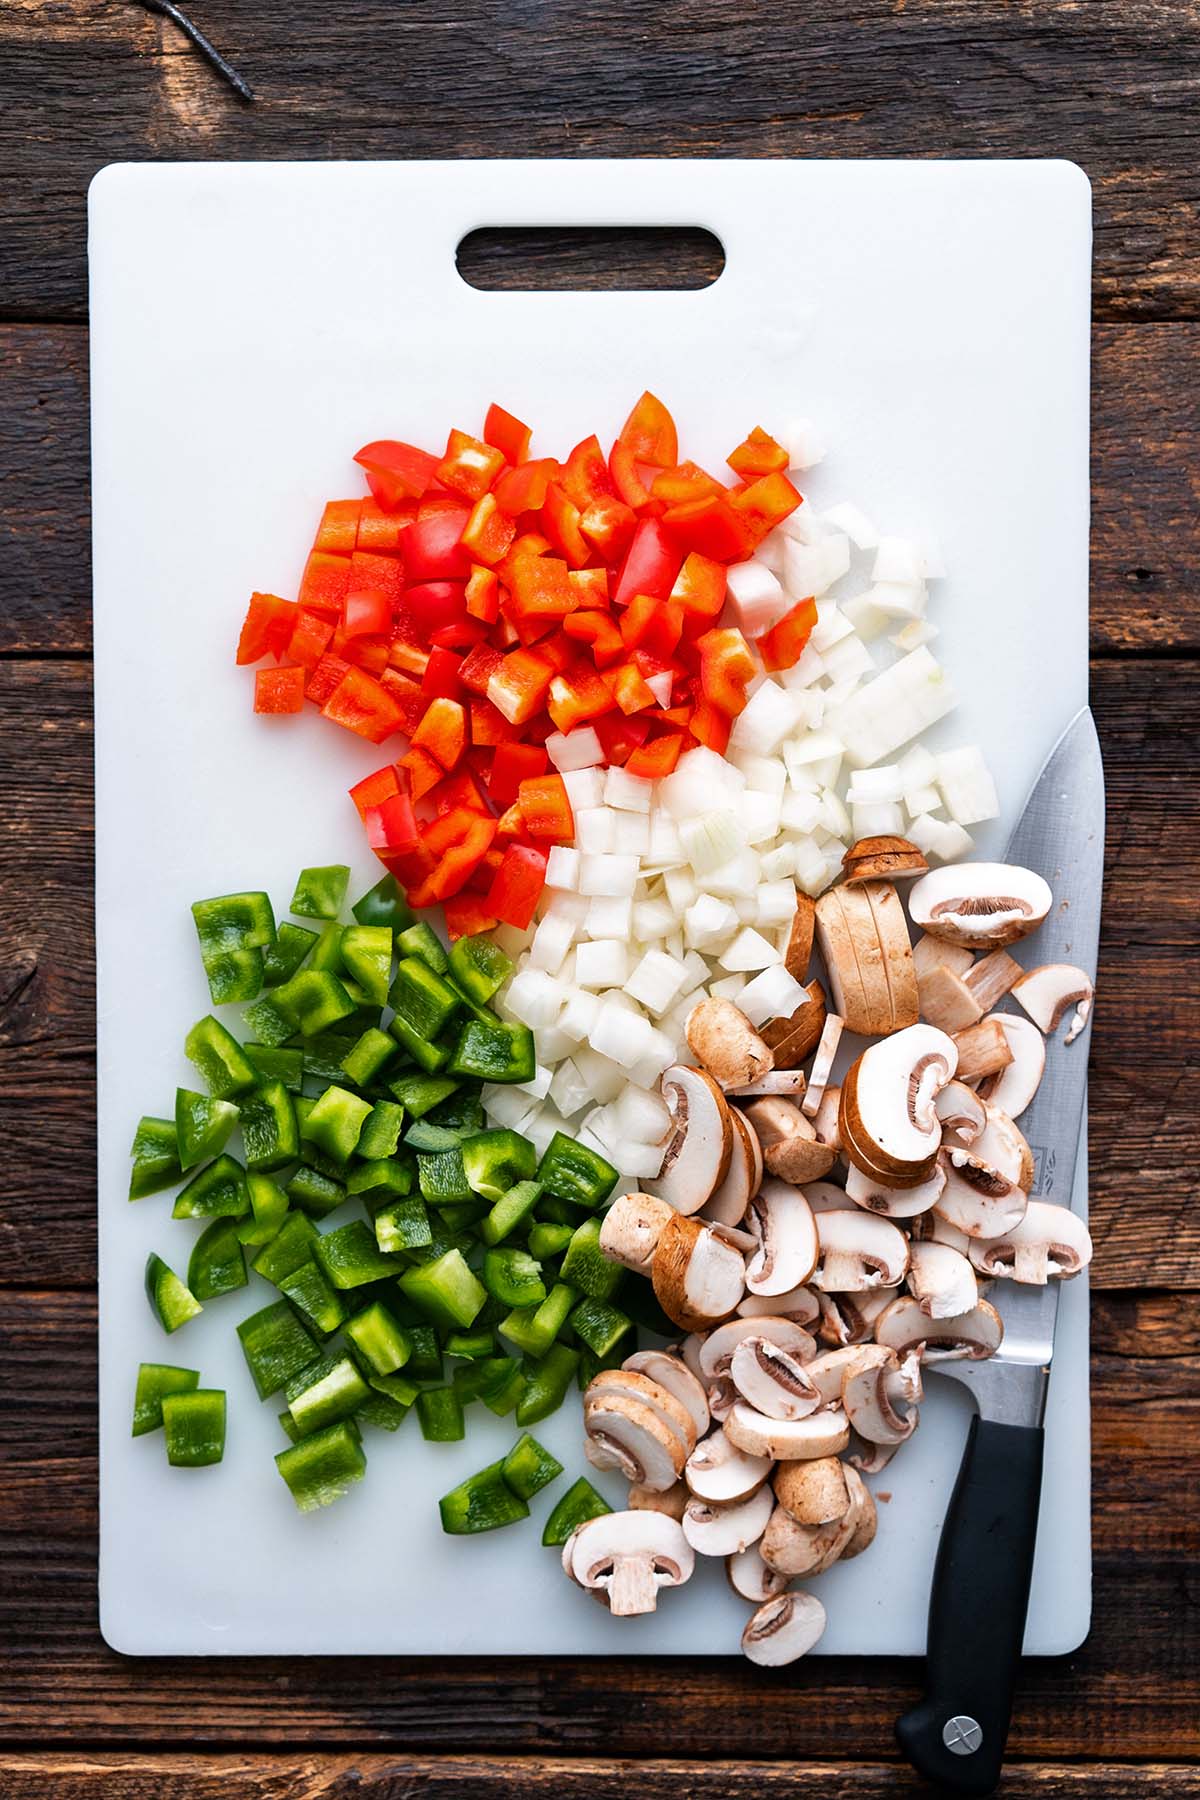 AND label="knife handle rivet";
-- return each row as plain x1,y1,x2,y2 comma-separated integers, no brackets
943,1715,984,1756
